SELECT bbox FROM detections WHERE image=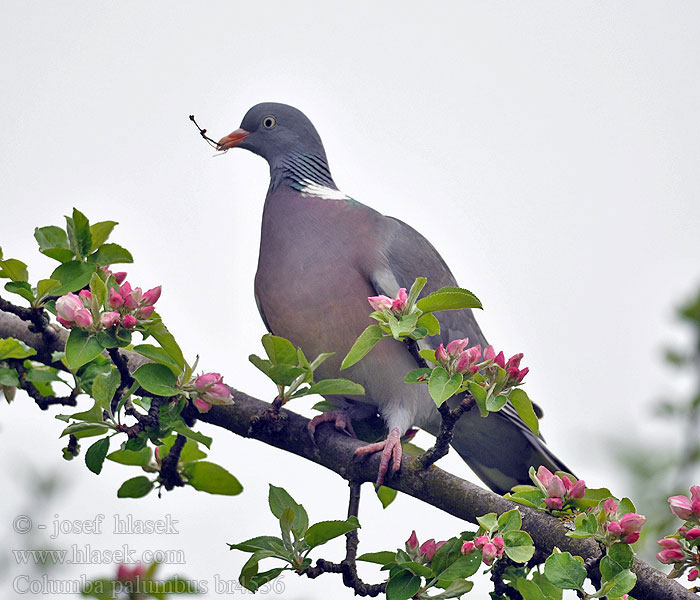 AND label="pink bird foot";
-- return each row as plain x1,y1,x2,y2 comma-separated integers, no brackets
354,427,402,489
307,409,356,444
